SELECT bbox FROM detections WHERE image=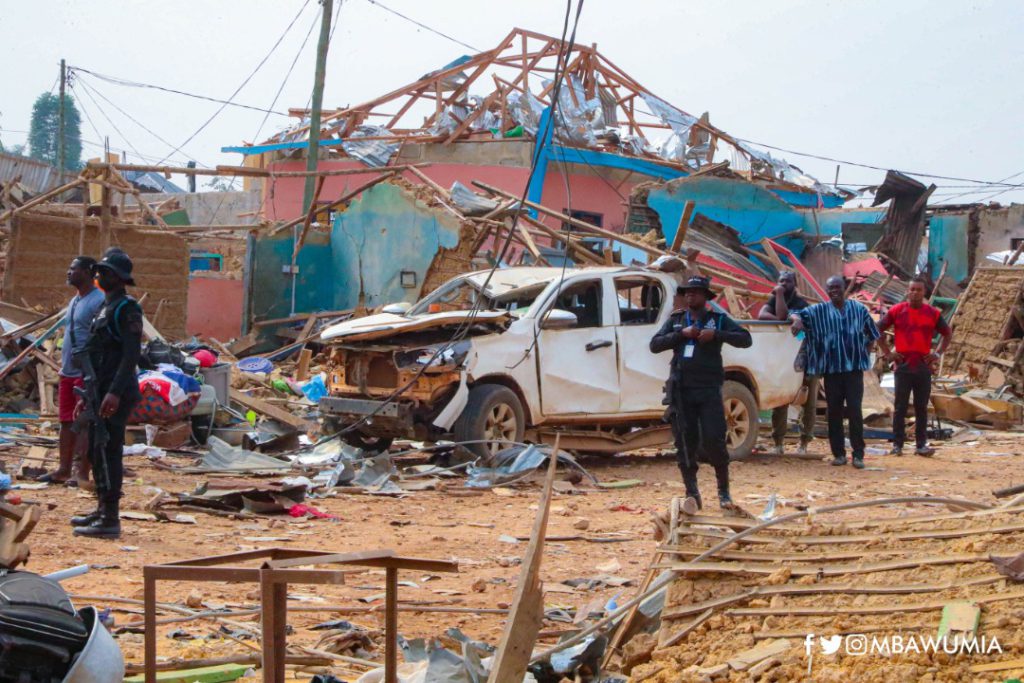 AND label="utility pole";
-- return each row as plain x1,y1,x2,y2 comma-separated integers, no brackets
58,59,66,176
303,0,334,214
